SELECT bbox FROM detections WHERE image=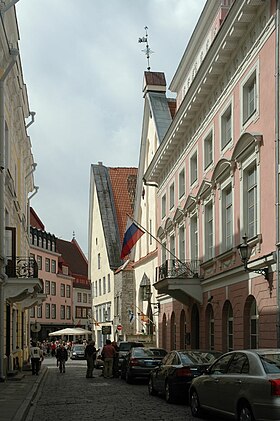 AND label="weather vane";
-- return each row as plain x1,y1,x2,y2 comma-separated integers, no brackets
138,26,154,71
